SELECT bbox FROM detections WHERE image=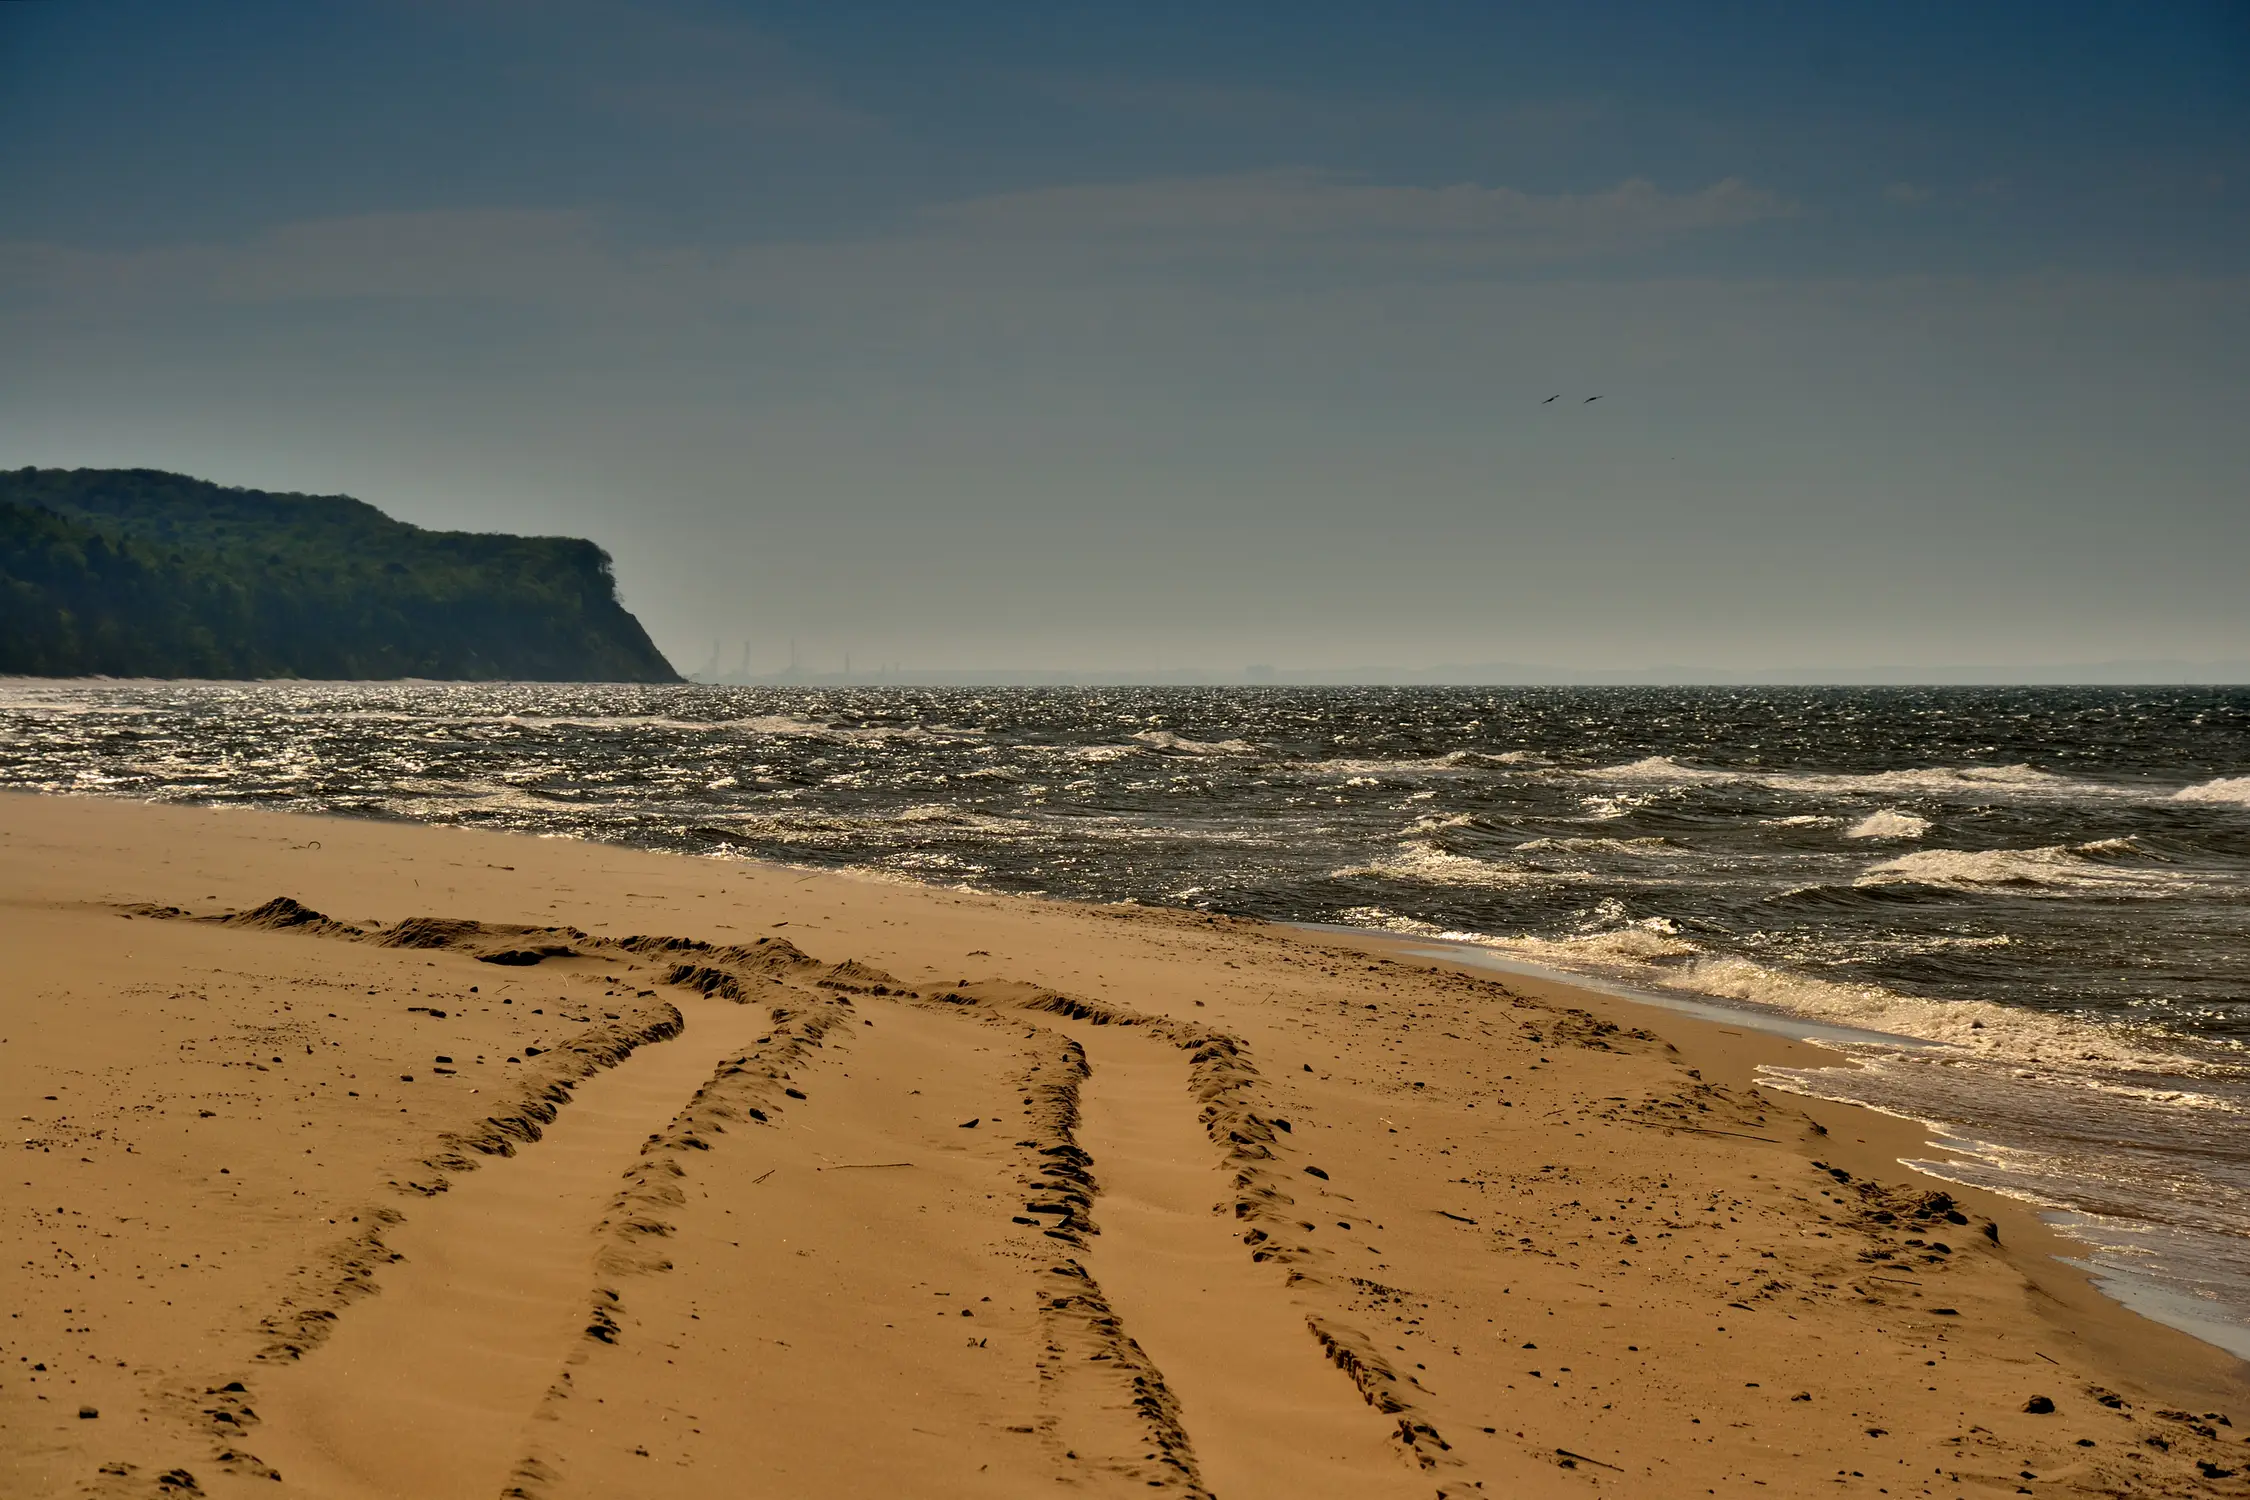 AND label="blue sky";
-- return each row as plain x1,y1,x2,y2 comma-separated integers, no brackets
4,1,2246,673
